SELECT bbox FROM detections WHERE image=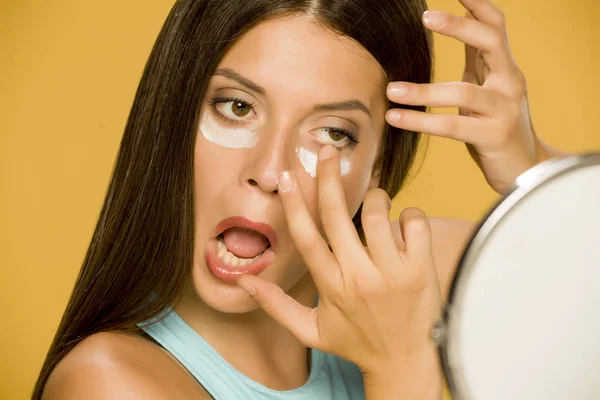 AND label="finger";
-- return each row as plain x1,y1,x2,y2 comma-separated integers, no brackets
457,0,506,29
422,10,513,73
463,45,479,81
316,146,369,267
462,11,479,85
390,218,406,251
237,275,319,347
277,170,340,287
361,189,399,275
387,82,502,116
398,208,434,262
385,108,487,146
